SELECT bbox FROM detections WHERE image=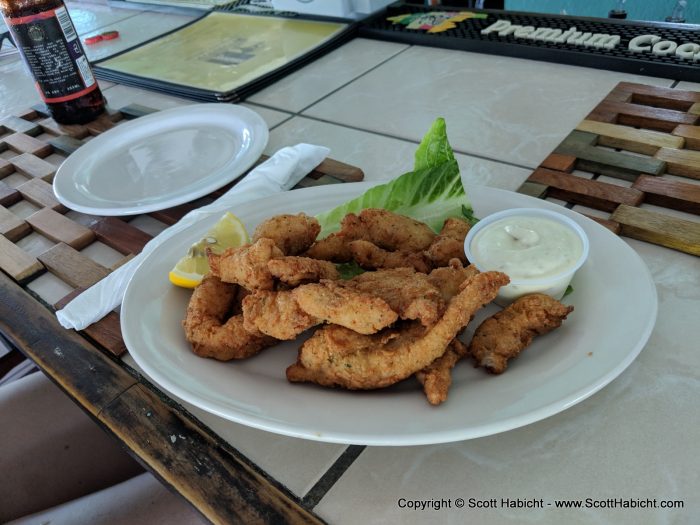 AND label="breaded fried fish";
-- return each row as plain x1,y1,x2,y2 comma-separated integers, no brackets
292,280,398,335
242,290,319,340
208,238,282,290
348,240,432,273
286,271,509,390
183,275,276,360
252,213,320,255
415,338,469,405
426,217,471,267
267,256,339,287
469,293,574,374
